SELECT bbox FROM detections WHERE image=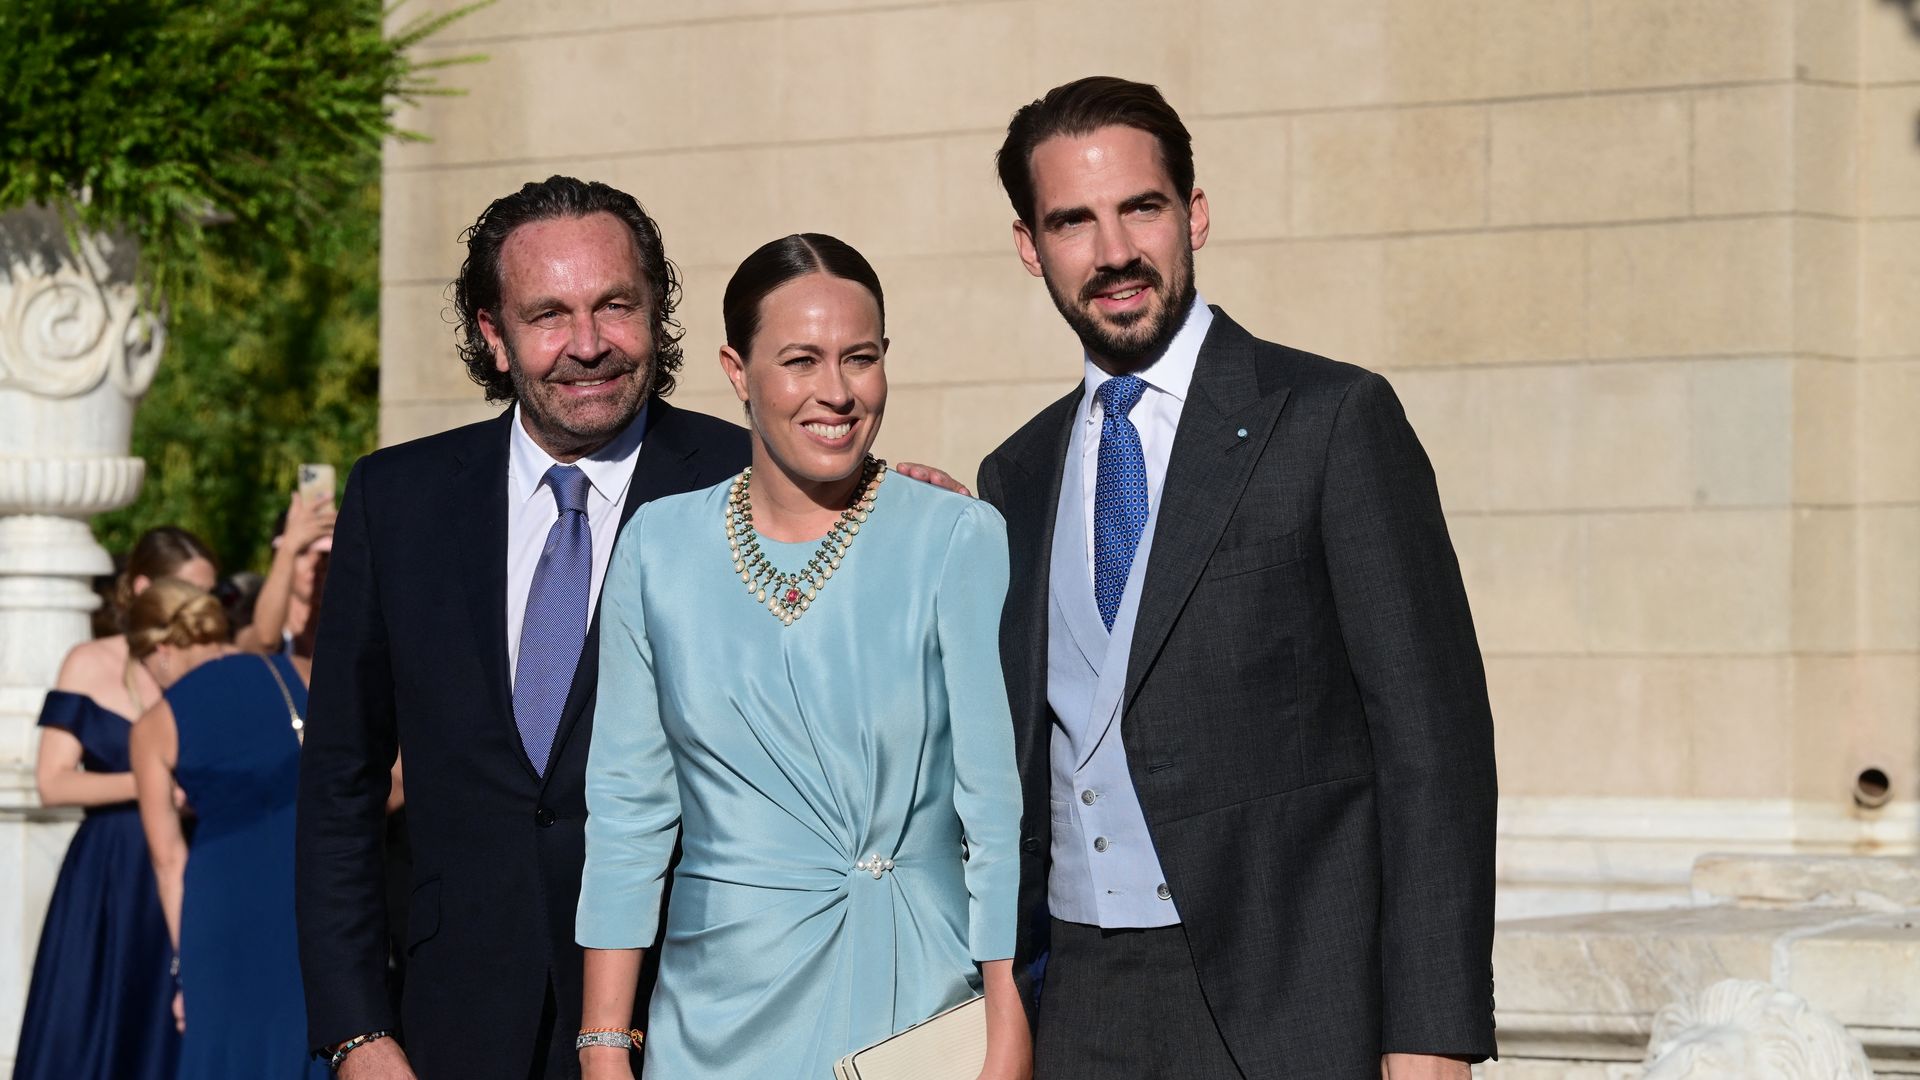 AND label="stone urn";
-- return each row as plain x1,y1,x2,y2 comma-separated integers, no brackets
0,204,165,1073
0,205,164,786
